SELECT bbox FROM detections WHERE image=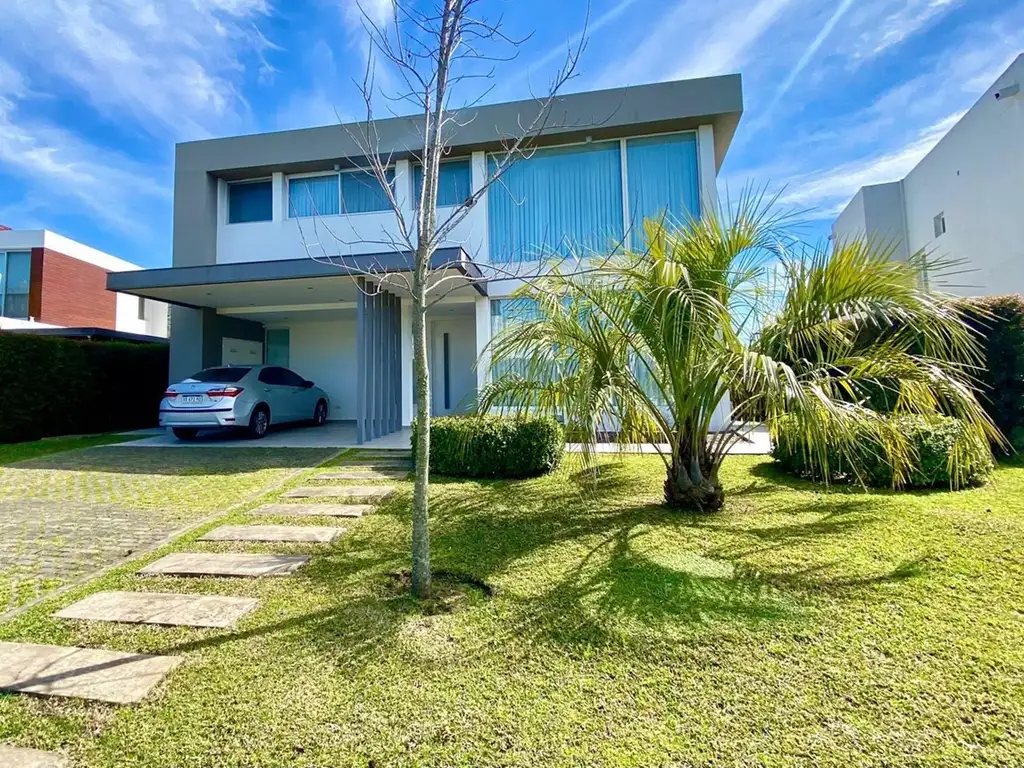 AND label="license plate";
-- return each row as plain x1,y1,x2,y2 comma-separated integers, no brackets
181,395,204,405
